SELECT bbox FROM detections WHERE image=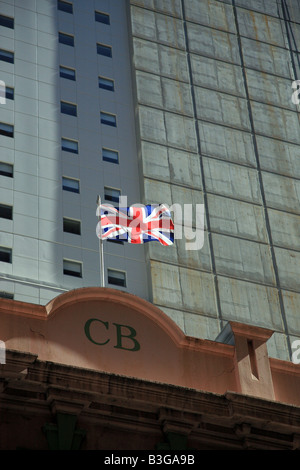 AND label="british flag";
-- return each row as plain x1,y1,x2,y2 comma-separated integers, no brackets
96,204,174,245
